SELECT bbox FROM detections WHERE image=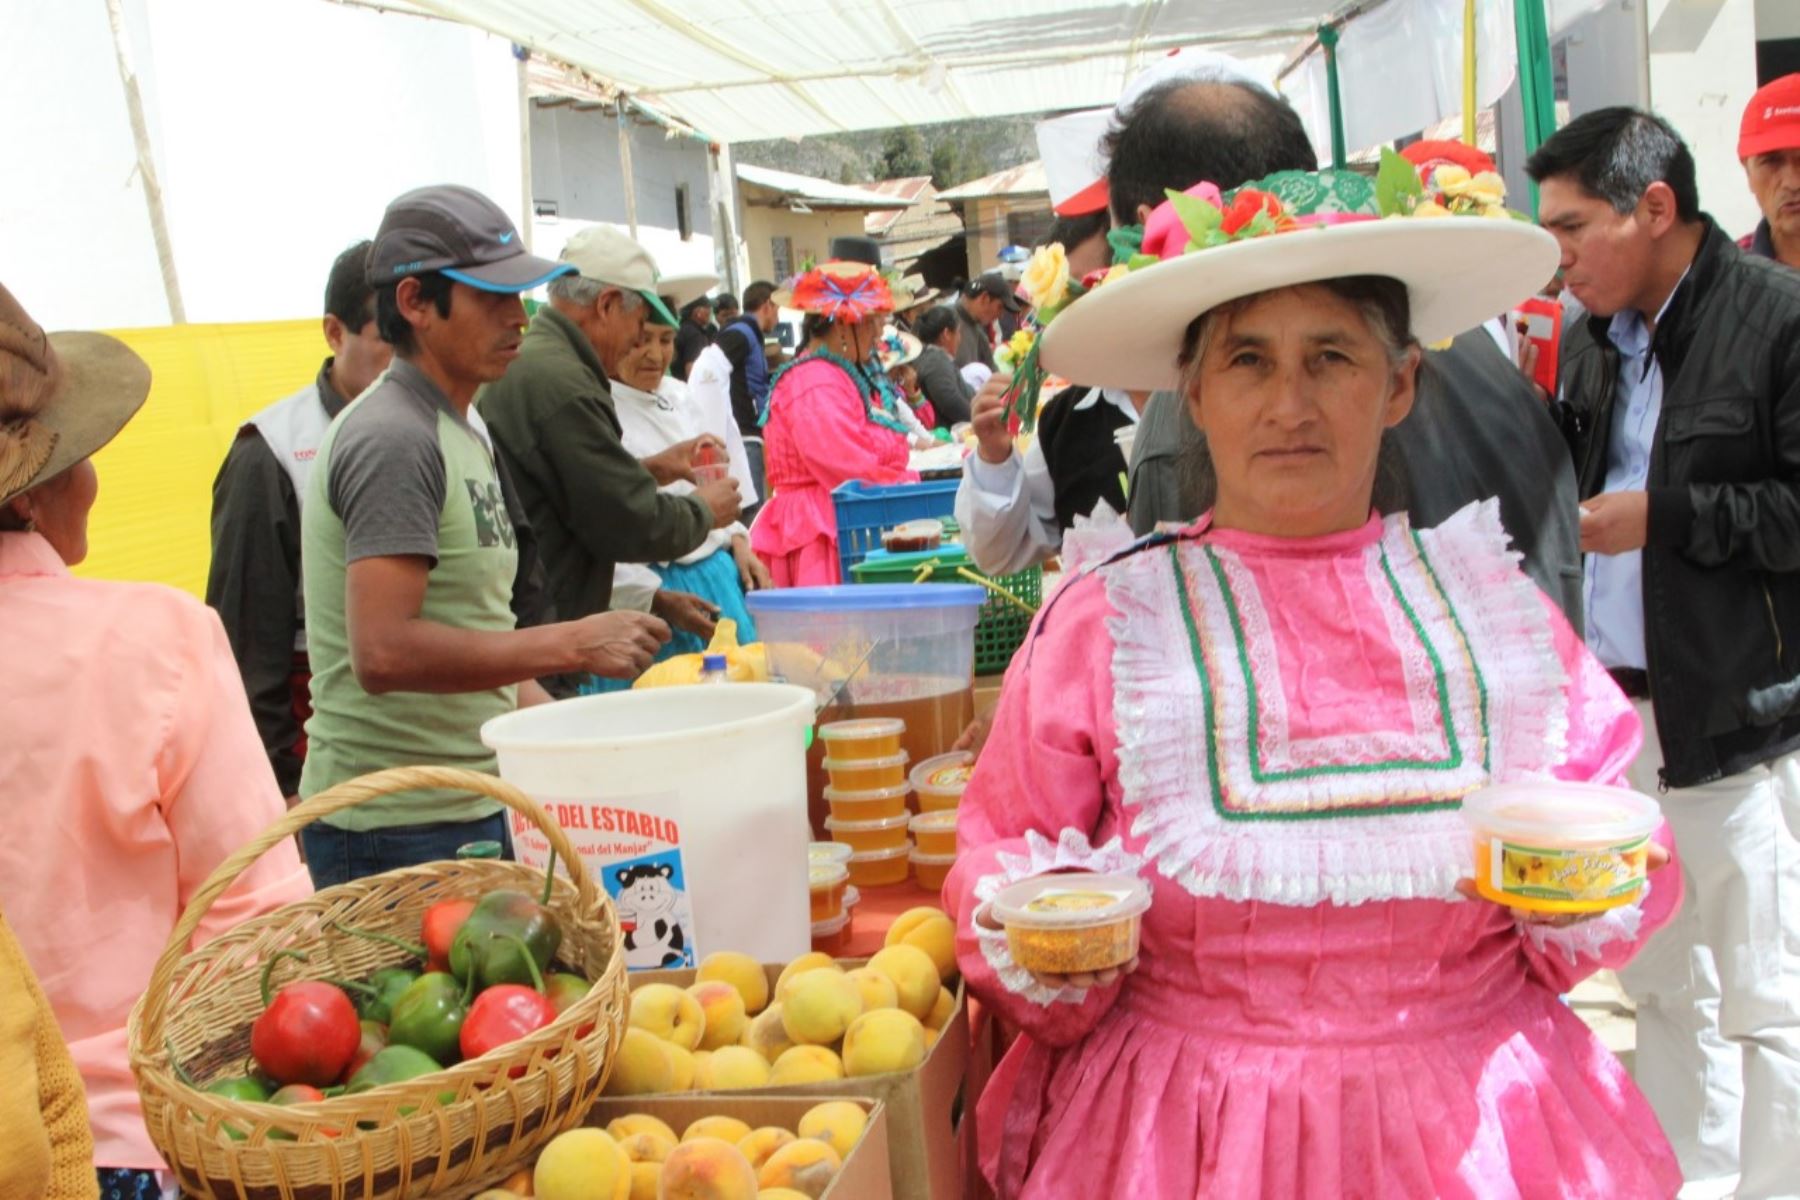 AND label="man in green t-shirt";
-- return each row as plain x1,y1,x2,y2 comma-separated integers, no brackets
299,185,670,887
